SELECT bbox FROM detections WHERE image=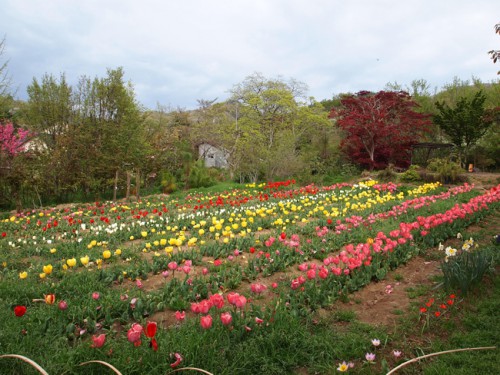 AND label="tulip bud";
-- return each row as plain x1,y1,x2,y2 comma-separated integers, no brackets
58,300,68,310
44,293,56,305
